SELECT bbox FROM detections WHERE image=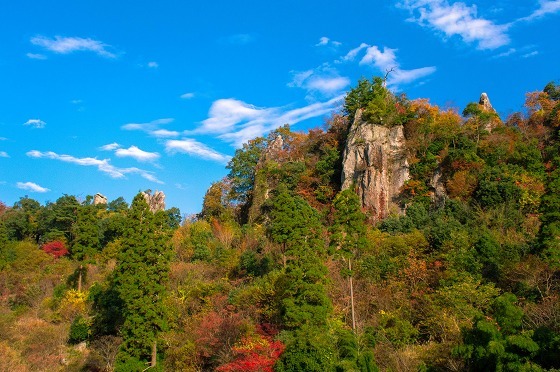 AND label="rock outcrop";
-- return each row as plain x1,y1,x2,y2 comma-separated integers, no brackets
479,92,495,113
142,190,166,212
479,92,501,132
341,109,409,221
429,167,447,207
93,193,107,205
